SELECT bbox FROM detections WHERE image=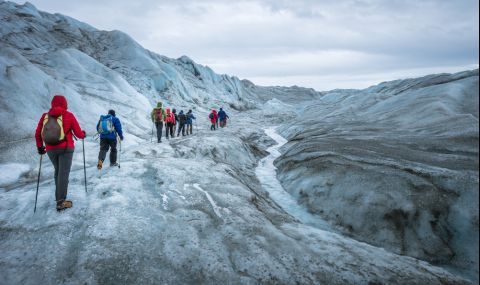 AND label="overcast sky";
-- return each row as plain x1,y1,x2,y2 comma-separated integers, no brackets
13,0,479,90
